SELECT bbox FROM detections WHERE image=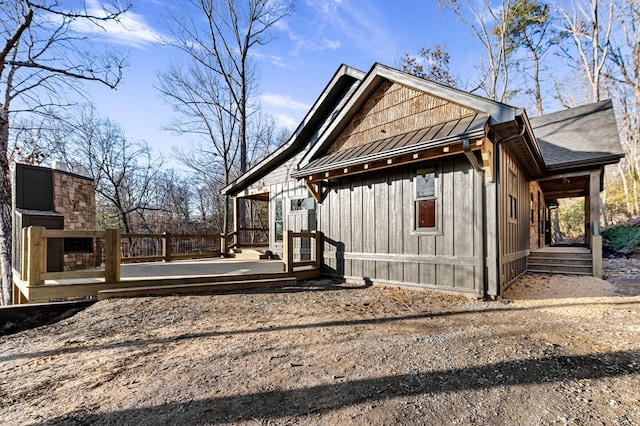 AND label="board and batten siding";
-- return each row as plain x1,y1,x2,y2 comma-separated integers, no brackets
318,155,485,297
499,147,531,288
